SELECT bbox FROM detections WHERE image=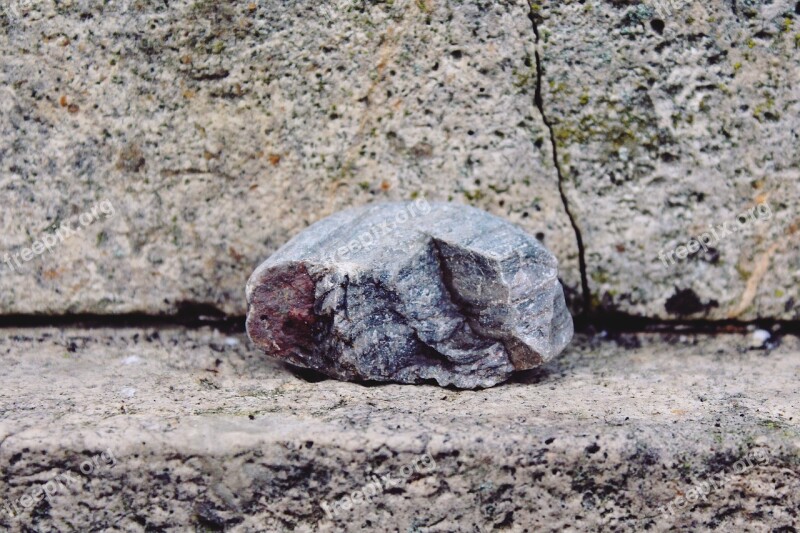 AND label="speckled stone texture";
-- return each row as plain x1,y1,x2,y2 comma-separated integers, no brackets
246,202,573,388
534,0,800,320
0,0,577,315
0,328,798,531
1,0,797,321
